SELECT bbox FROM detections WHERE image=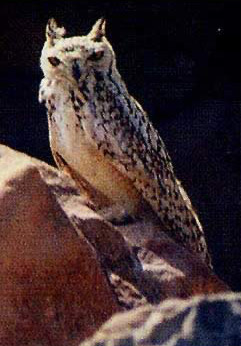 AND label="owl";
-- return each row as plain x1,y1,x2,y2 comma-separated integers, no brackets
39,18,211,268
